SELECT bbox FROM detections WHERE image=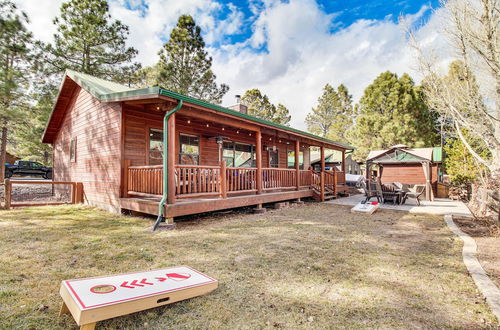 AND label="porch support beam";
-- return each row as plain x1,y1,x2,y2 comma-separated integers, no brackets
295,140,300,191
320,146,325,202
167,113,176,205
256,130,262,194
